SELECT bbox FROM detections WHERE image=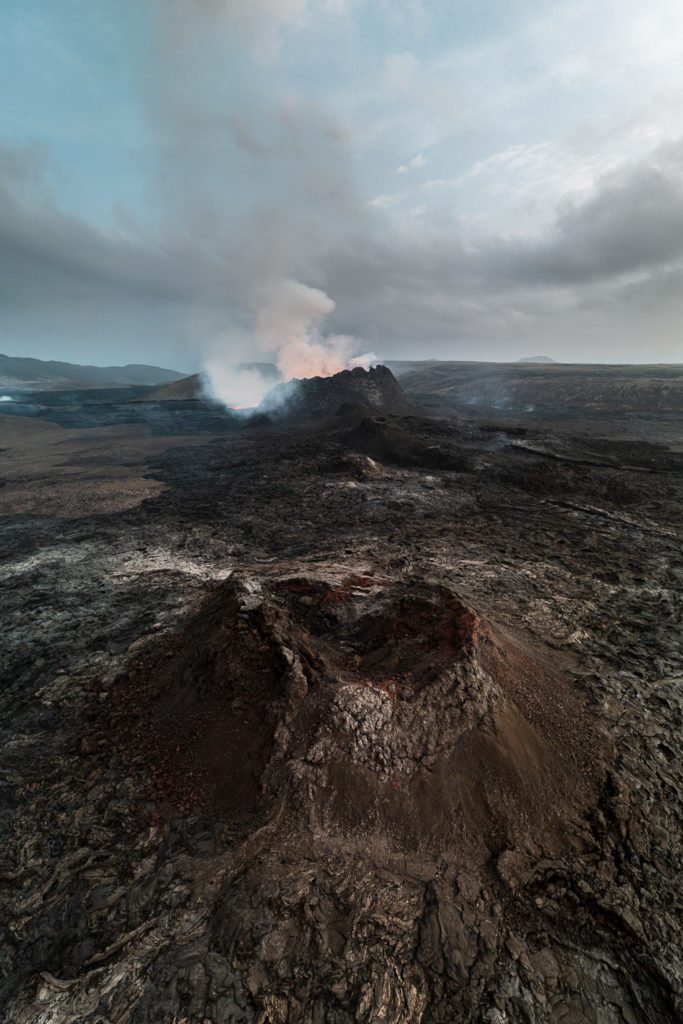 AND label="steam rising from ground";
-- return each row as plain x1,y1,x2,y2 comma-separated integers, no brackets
144,2,377,409
204,278,376,409
201,359,274,409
